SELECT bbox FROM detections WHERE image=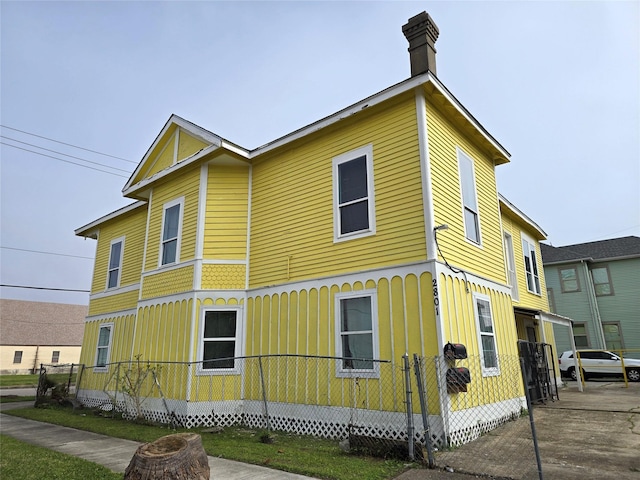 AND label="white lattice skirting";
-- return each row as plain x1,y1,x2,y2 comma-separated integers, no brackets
77,389,424,441
446,396,526,446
